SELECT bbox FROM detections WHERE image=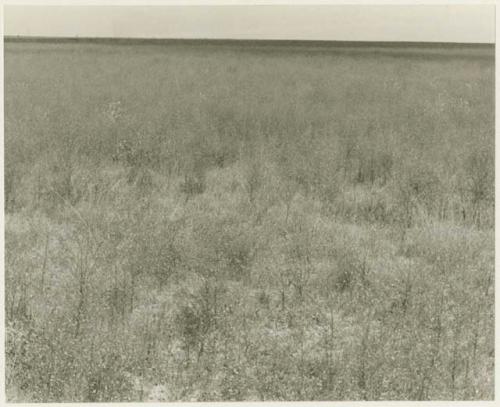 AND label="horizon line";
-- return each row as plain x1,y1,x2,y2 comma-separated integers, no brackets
3,35,495,46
